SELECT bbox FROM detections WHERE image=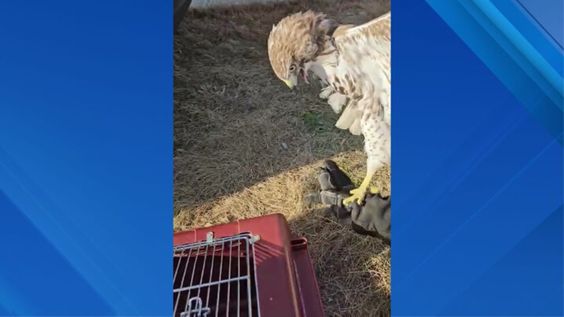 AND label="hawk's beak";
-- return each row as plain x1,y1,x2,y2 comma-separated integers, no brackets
283,79,295,90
